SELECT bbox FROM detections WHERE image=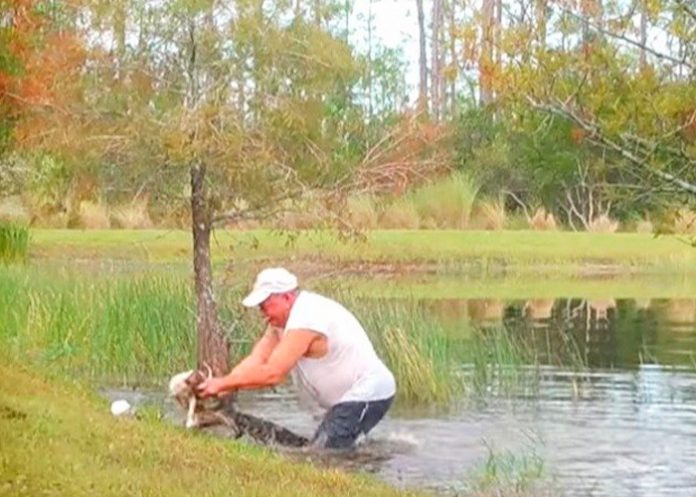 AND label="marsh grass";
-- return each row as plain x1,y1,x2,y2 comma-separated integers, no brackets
1,265,595,405
338,293,466,406
0,267,466,405
0,267,198,384
467,325,541,396
466,444,548,496
0,222,30,264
